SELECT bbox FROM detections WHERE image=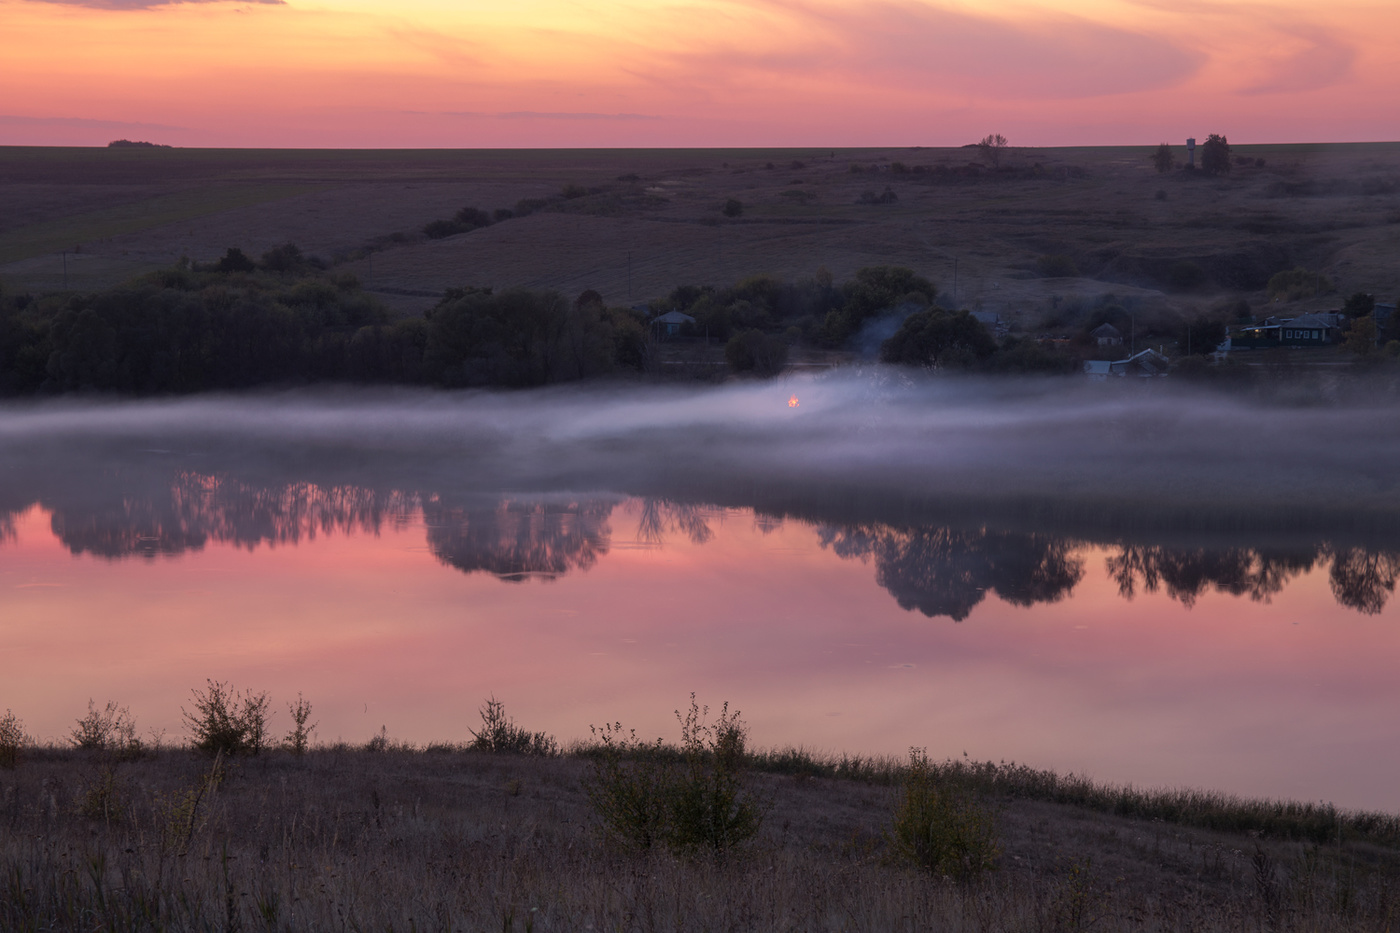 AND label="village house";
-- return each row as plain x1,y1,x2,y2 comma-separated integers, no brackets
1083,348,1170,380
651,310,696,336
1090,322,1123,348
1228,312,1346,349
